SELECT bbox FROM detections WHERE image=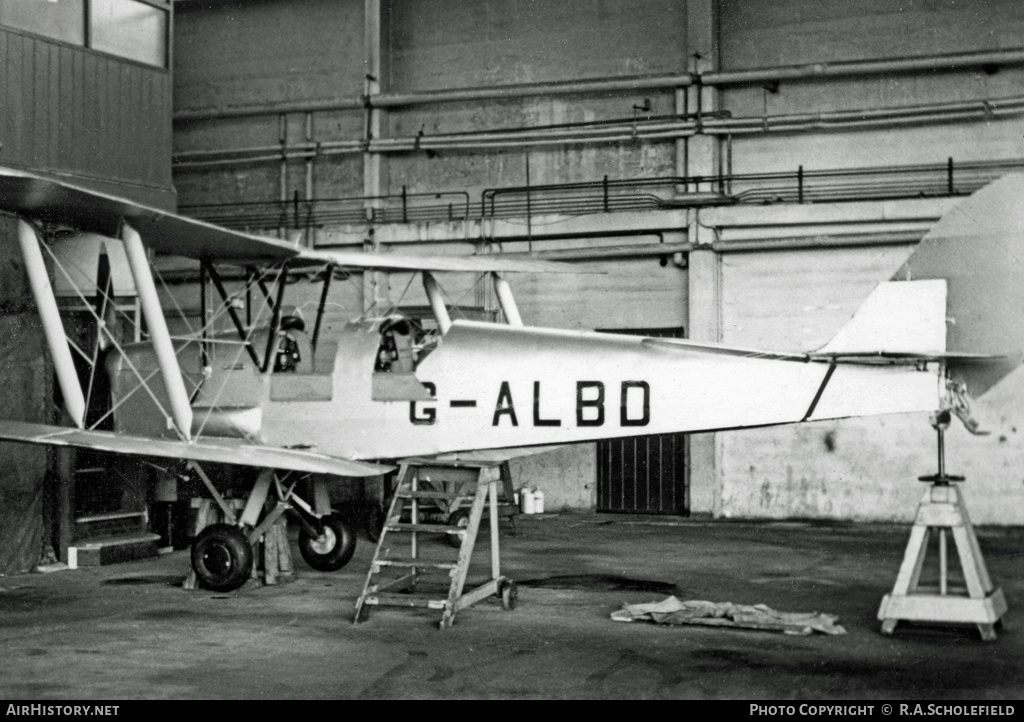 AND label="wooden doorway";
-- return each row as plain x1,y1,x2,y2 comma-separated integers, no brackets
596,327,688,515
